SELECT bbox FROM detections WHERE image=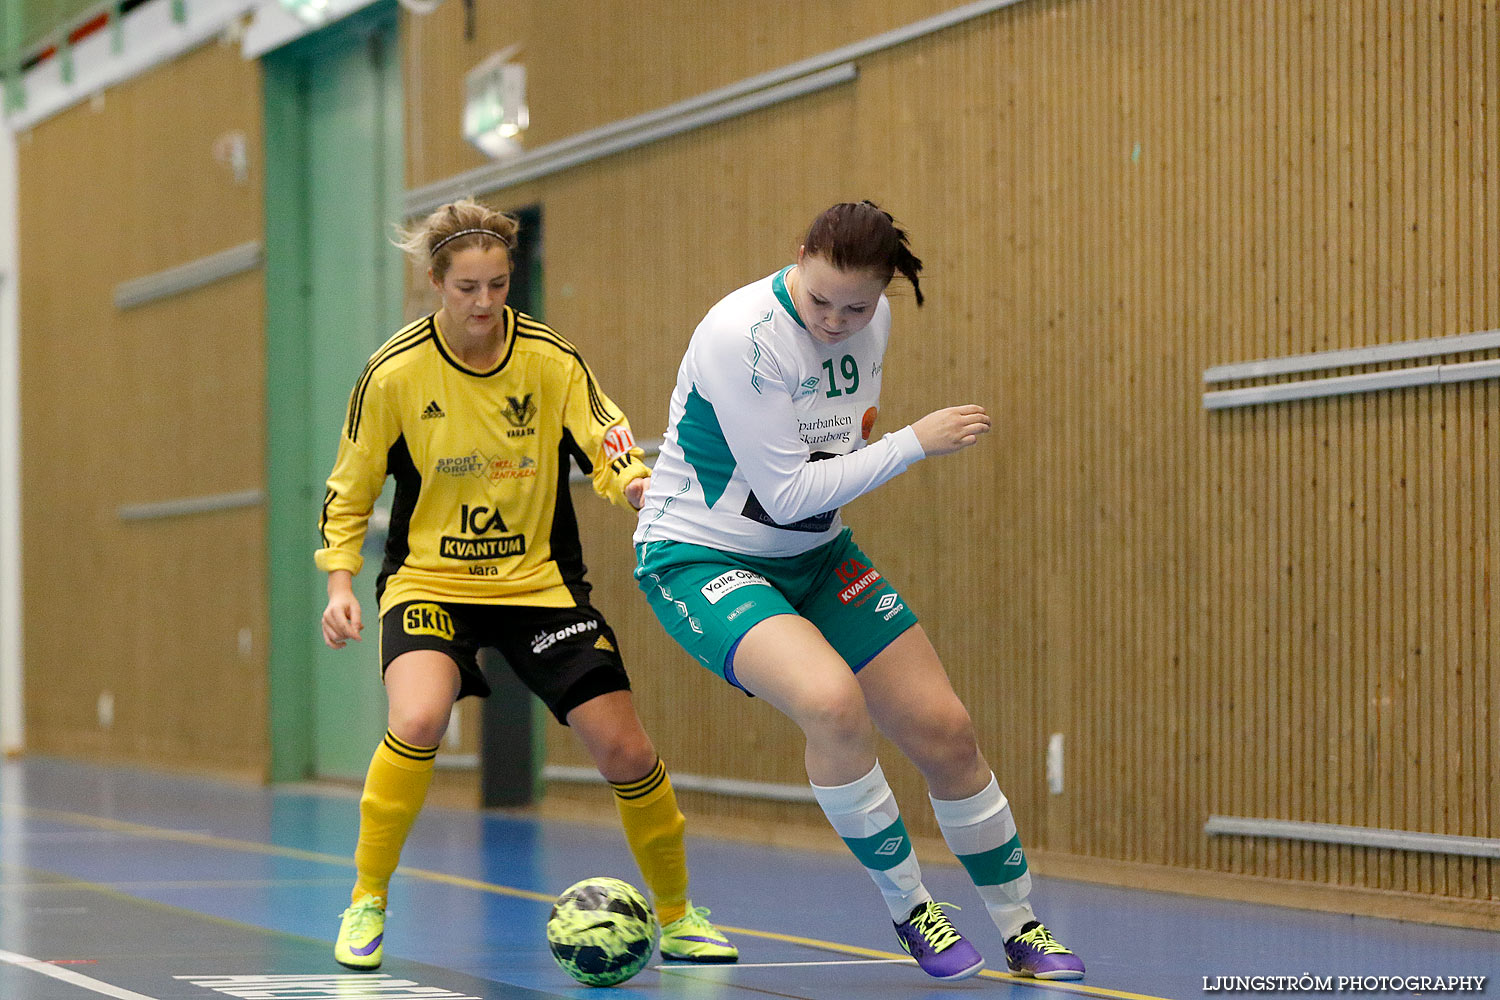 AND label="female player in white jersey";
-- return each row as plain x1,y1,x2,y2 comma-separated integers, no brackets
634,201,1084,981
317,199,735,971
